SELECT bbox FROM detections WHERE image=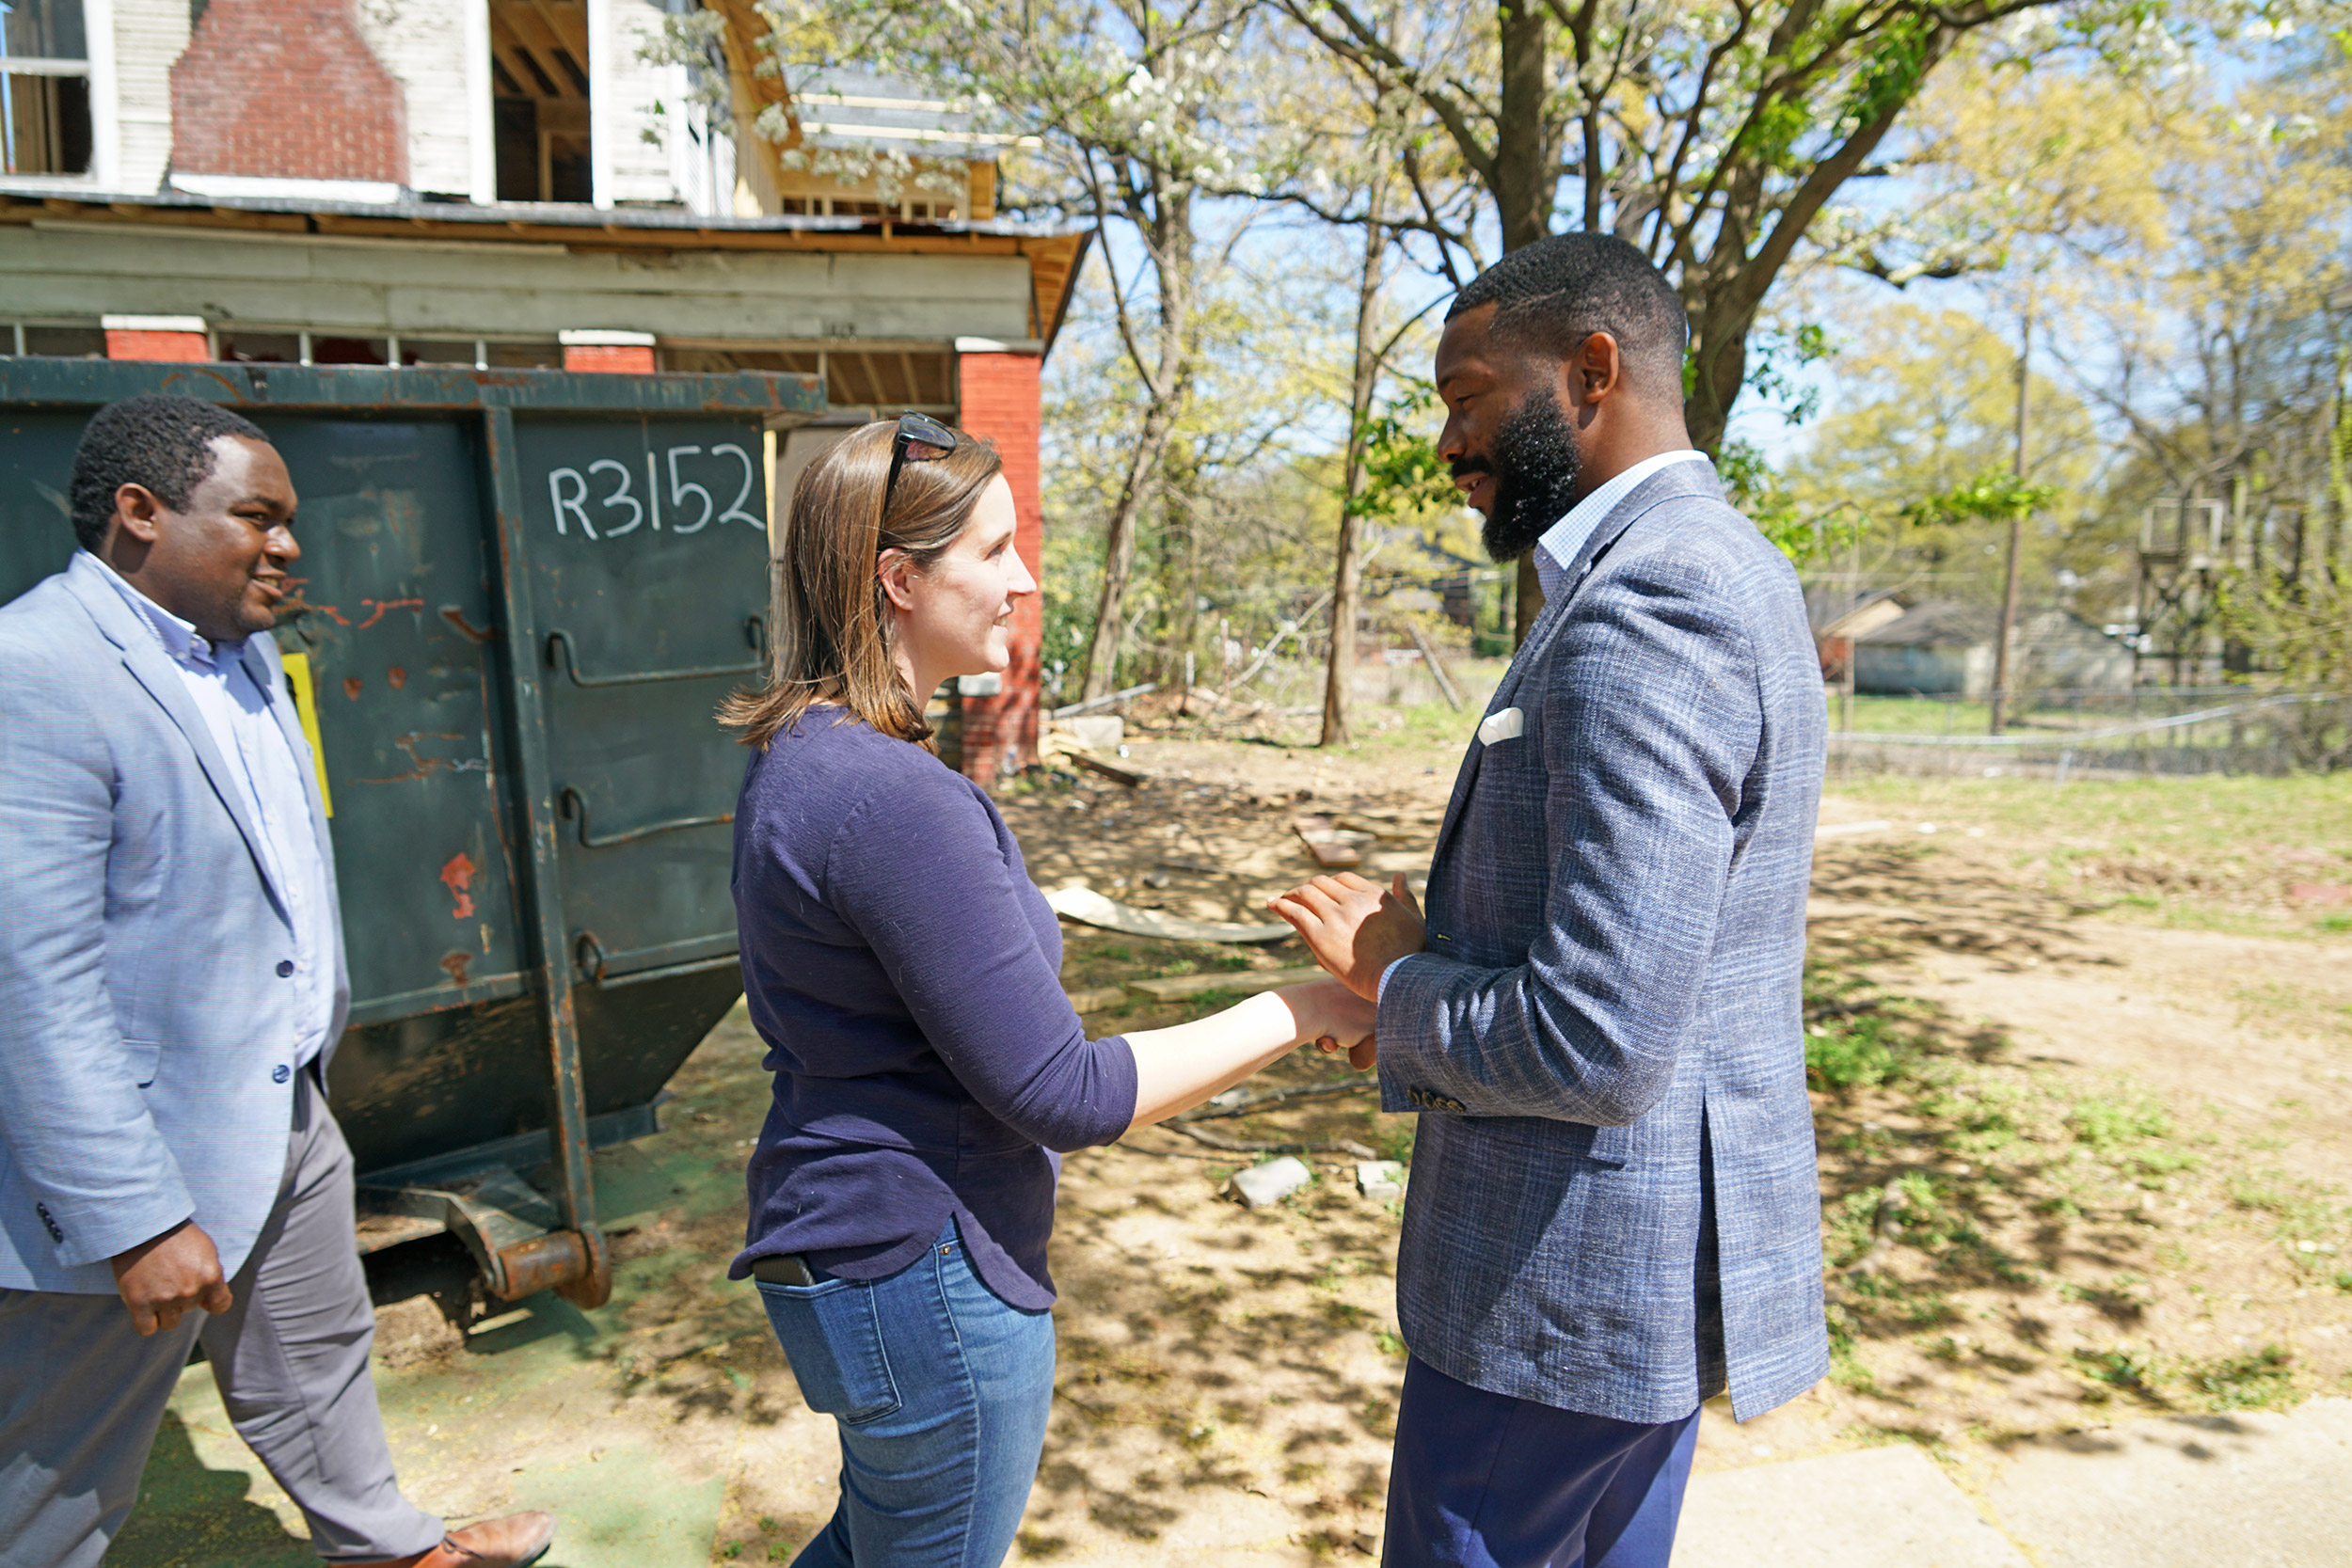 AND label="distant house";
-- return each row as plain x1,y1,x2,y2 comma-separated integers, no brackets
1813,589,1909,687
1852,601,1998,696
2017,609,2137,691
1851,601,2134,697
